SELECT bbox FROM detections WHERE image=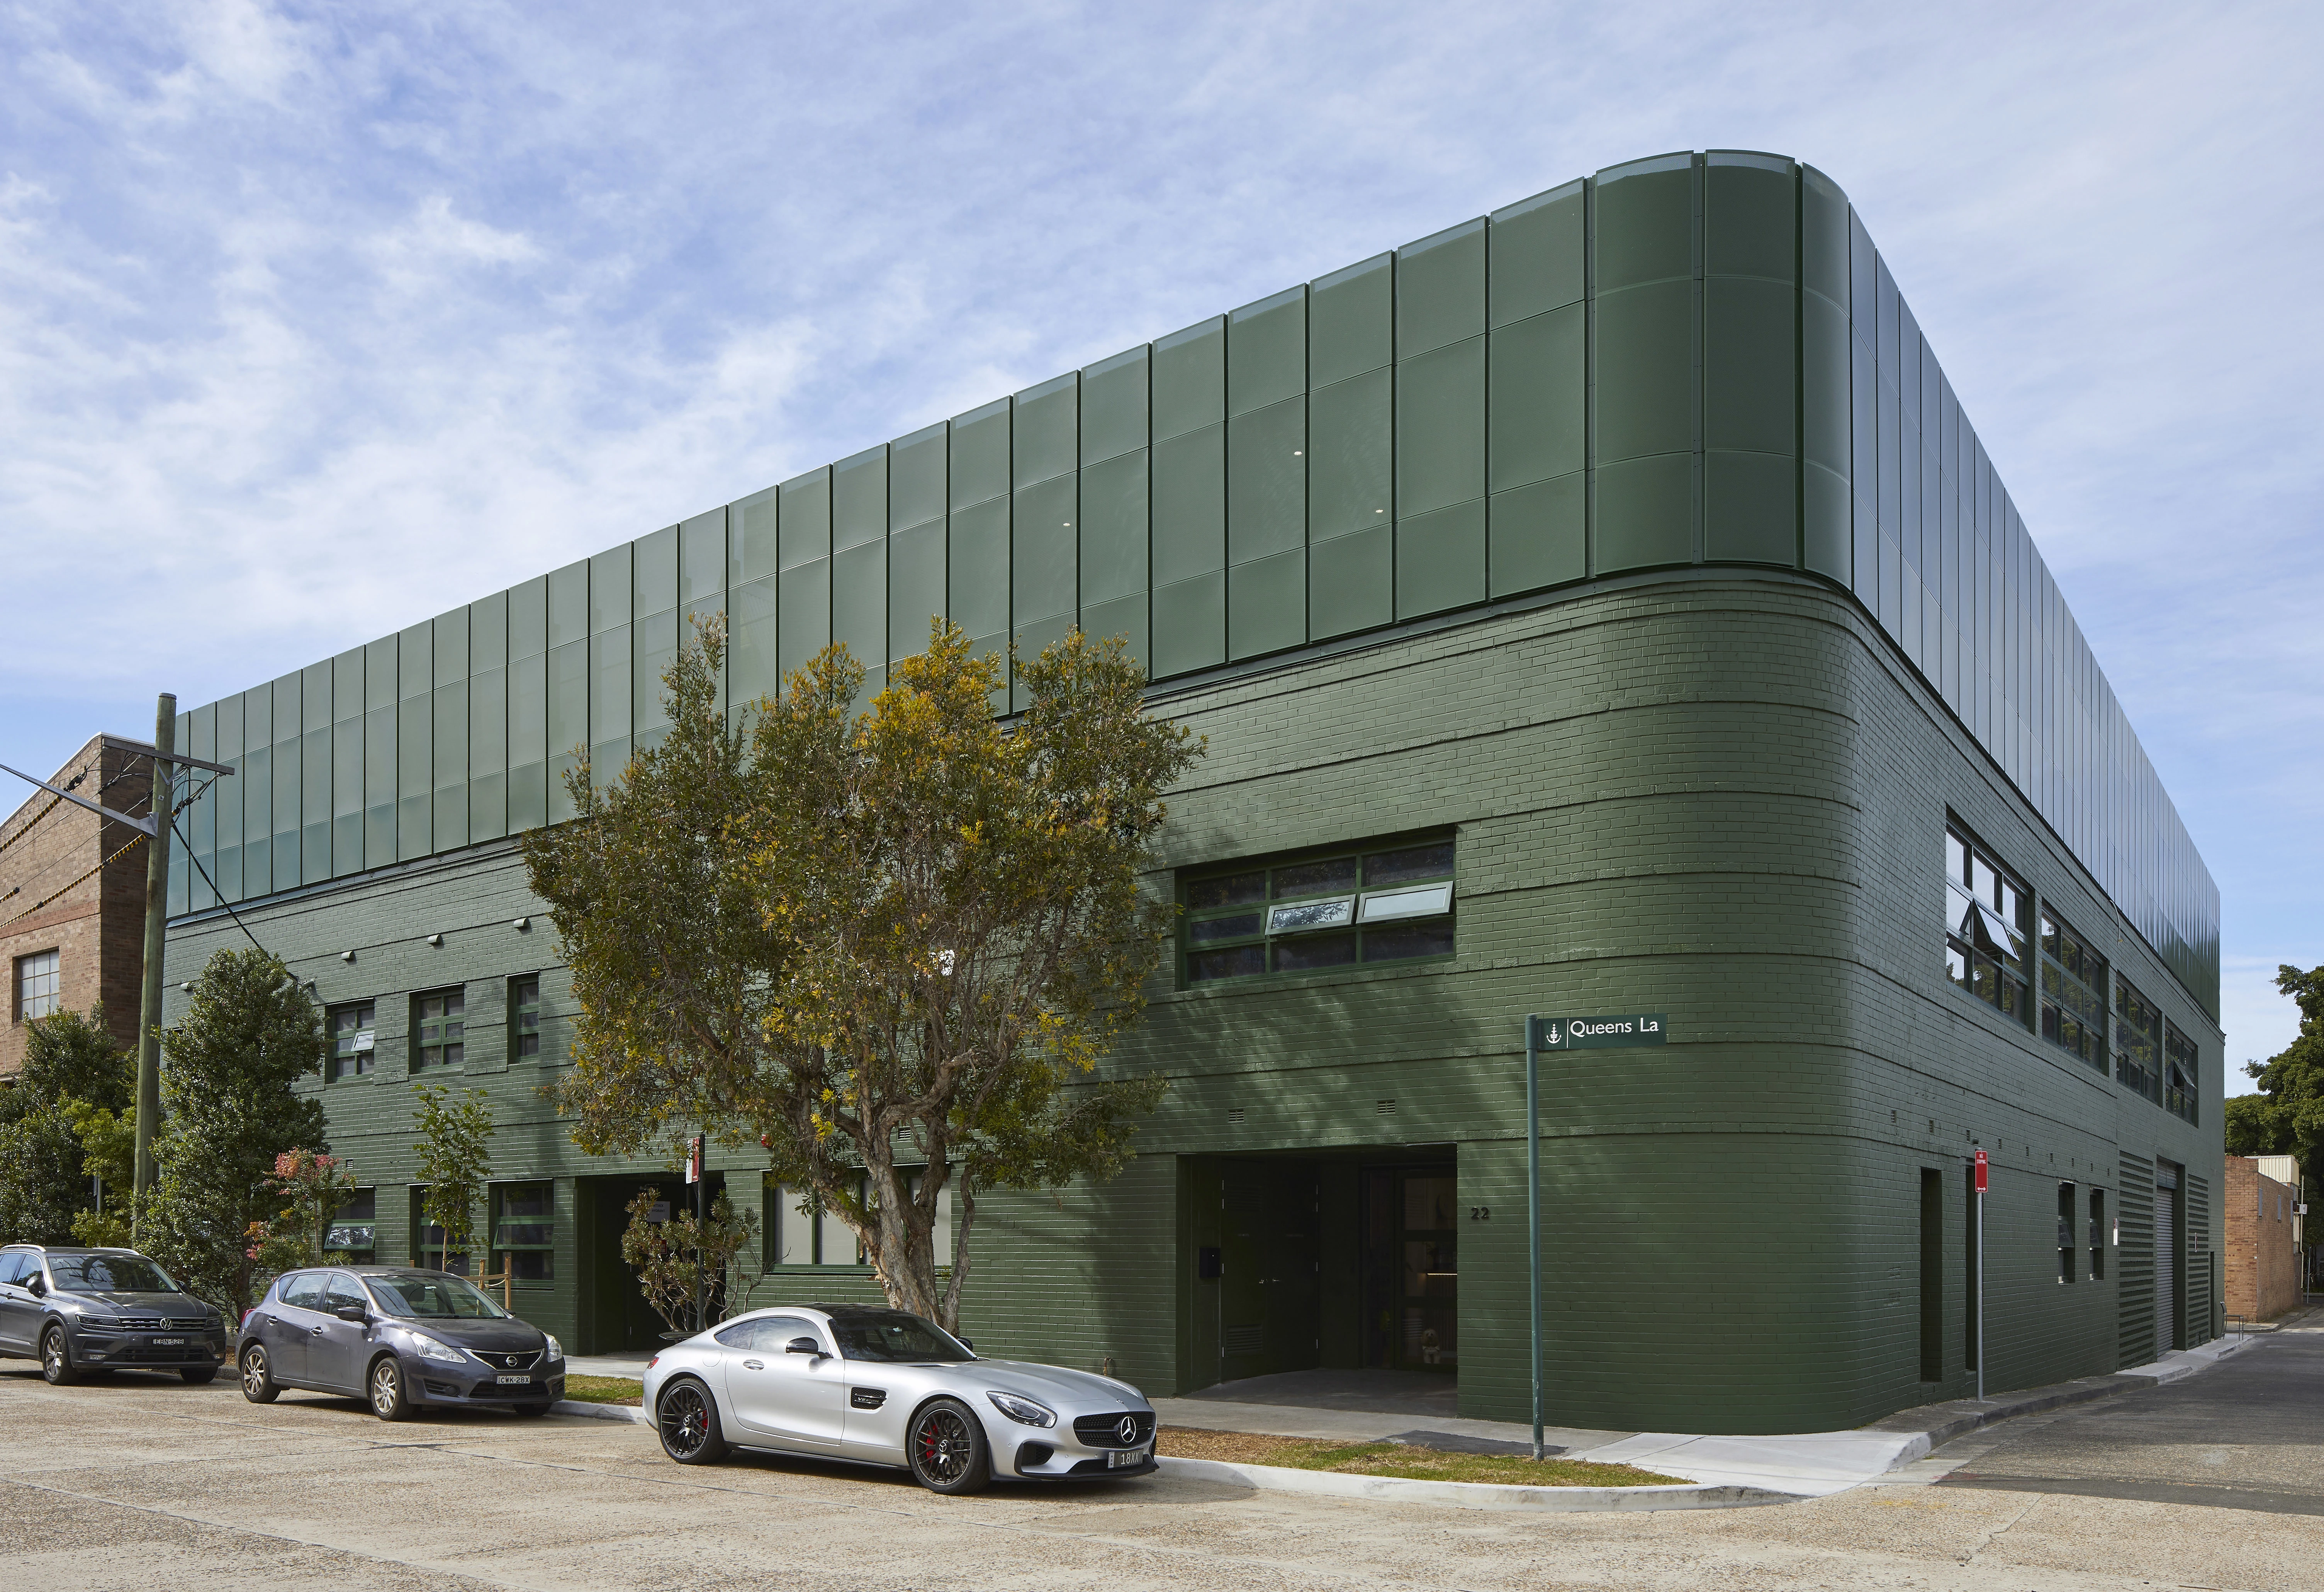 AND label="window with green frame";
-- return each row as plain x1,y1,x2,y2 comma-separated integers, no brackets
1179,835,1456,986
510,974,542,1059
2114,976,2163,1106
411,1186,470,1274
1944,824,2032,1028
2162,1021,2199,1125
325,1187,377,1257
492,1181,555,1282
327,1001,375,1080
2038,908,2108,1070
411,987,465,1070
